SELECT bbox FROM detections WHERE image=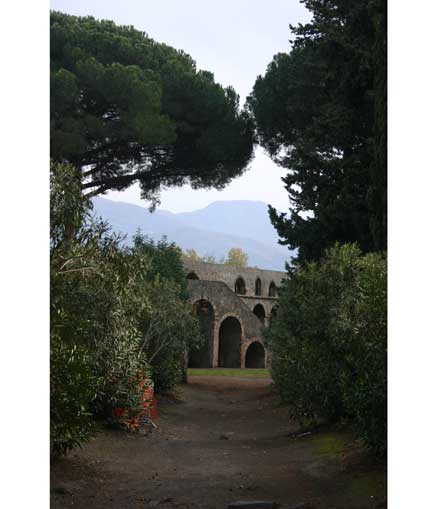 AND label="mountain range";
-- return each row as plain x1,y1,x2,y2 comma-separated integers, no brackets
91,197,294,271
